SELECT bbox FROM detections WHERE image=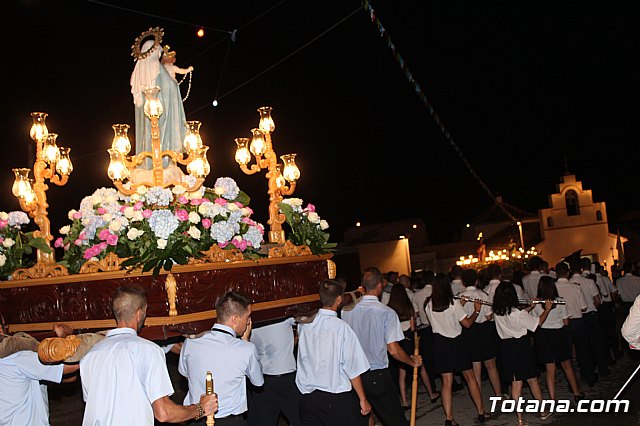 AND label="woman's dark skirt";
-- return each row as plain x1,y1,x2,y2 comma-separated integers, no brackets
534,327,572,364
462,321,498,362
500,335,538,381
433,332,472,374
